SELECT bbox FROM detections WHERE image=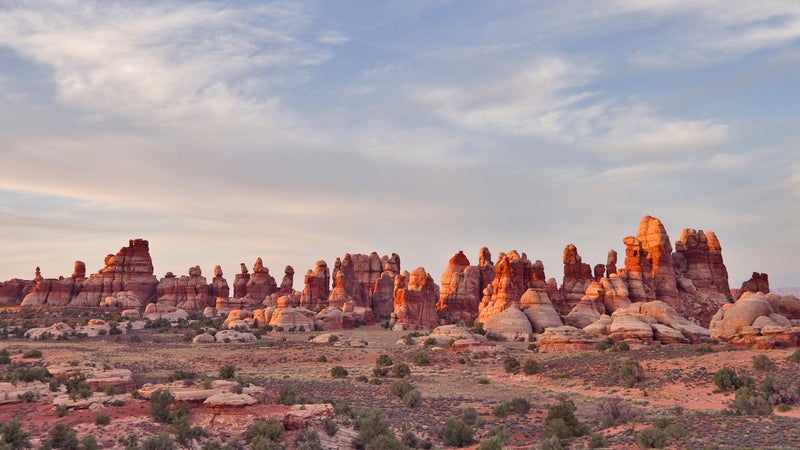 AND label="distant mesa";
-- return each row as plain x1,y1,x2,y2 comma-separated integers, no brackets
2,214,799,349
